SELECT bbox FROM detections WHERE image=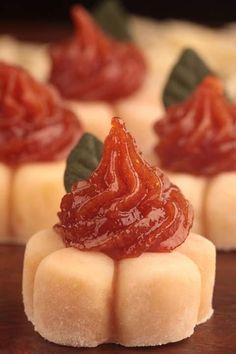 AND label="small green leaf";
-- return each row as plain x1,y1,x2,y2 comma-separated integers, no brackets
163,48,213,108
93,0,131,41
64,133,103,192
